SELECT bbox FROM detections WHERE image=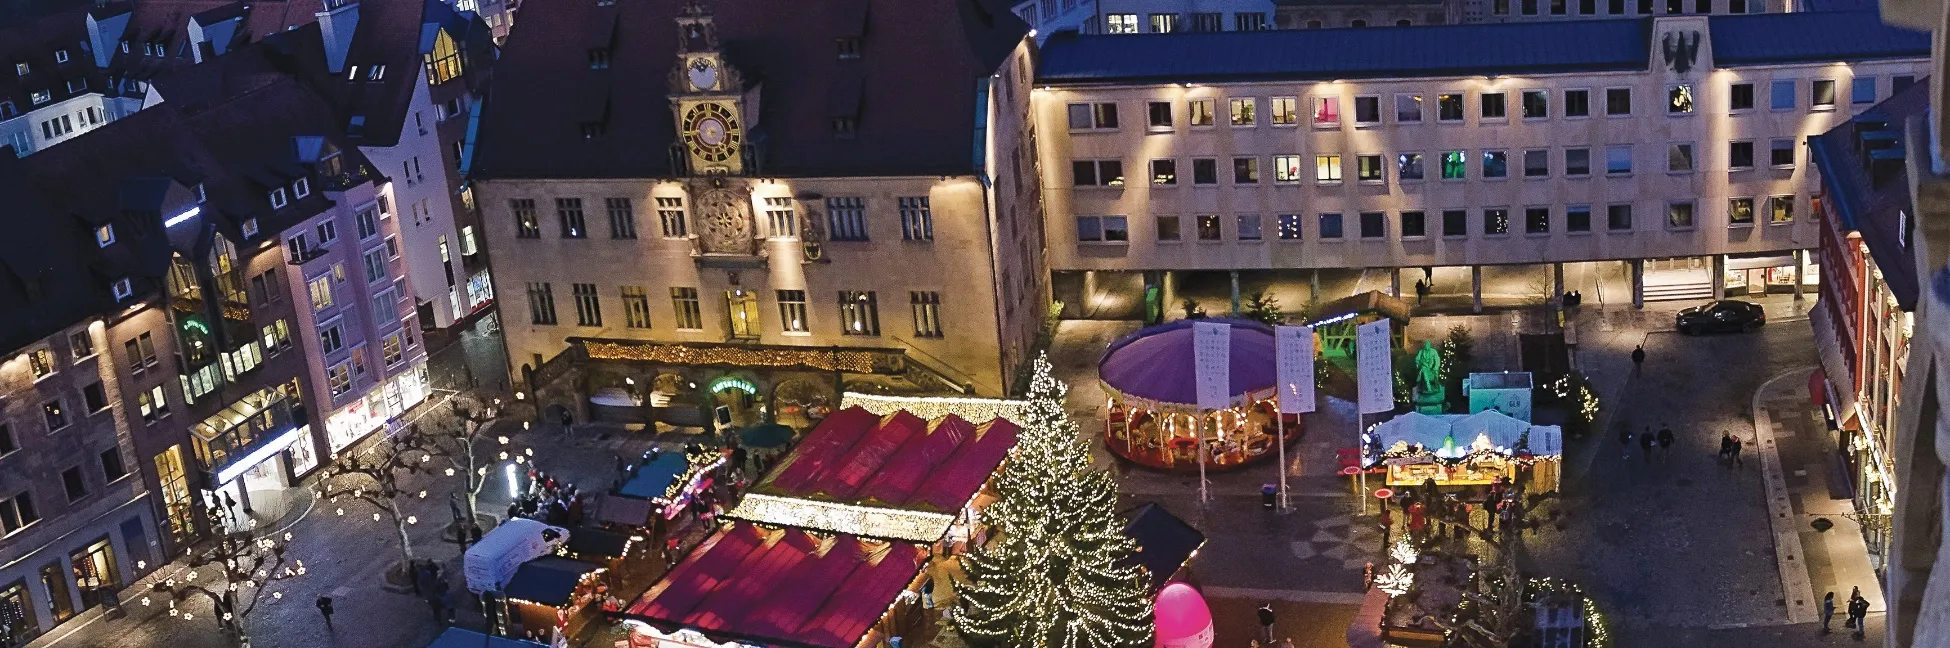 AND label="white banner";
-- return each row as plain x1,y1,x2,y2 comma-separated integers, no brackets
1192,322,1232,410
1274,325,1316,414
1356,319,1394,414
